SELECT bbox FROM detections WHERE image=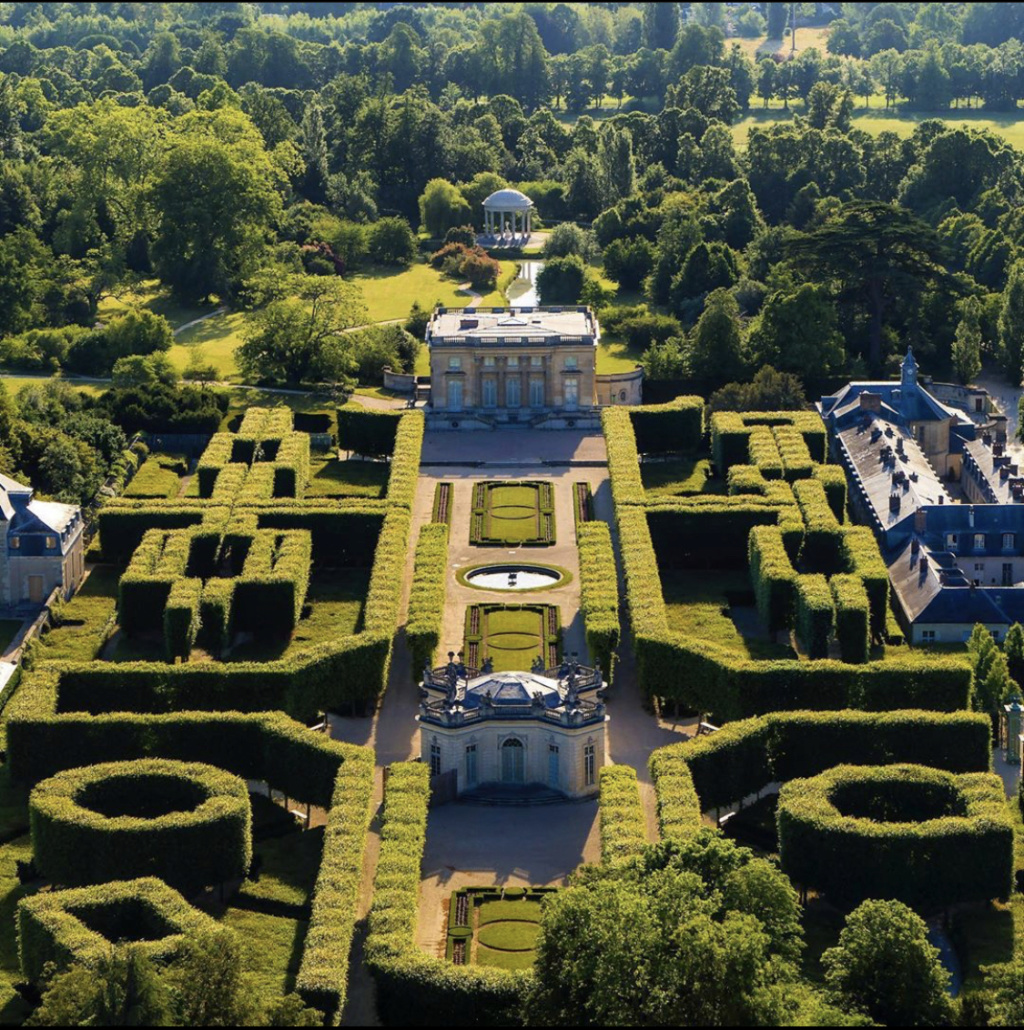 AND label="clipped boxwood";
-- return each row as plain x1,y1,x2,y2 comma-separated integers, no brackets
793,478,843,573
30,759,252,895
599,765,647,866
407,524,450,679
17,877,228,985
628,395,703,455
795,573,833,660
778,764,1014,910
748,525,795,634
649,710,992,841
830,573,870,664
576,522,620,679
365,762,527,1026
